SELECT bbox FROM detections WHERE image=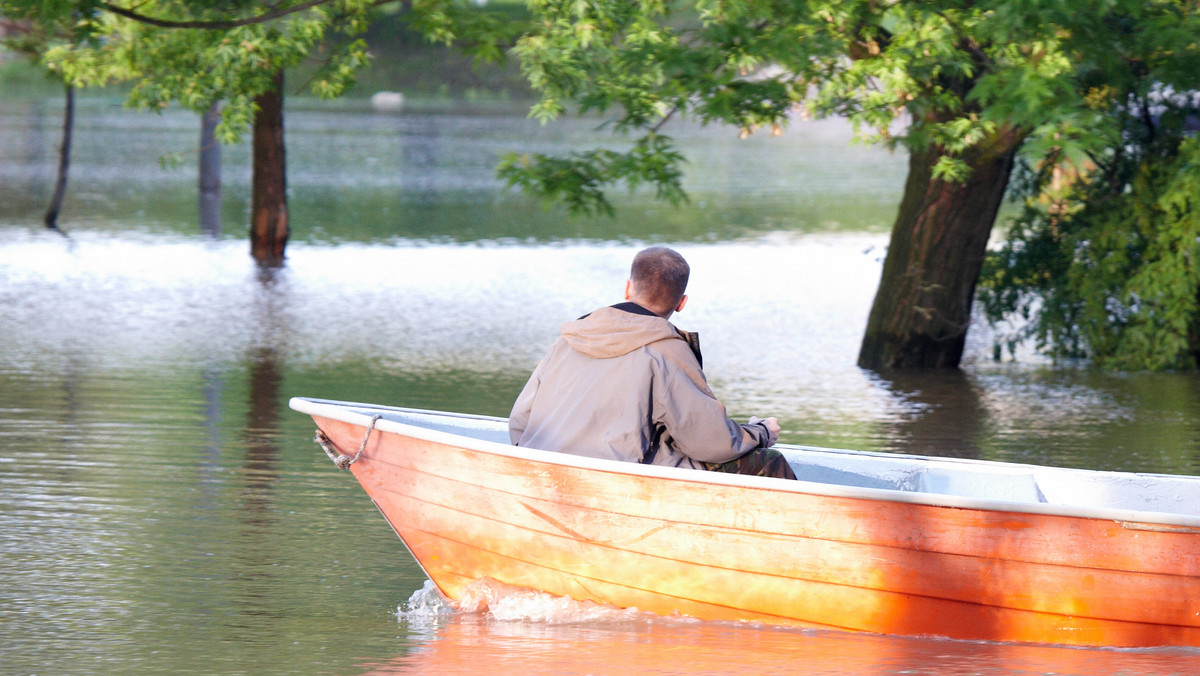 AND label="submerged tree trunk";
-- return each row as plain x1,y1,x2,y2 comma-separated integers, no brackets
857,128,1024,370
250,71,287,265
199,101,222,236
44,84,74,232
